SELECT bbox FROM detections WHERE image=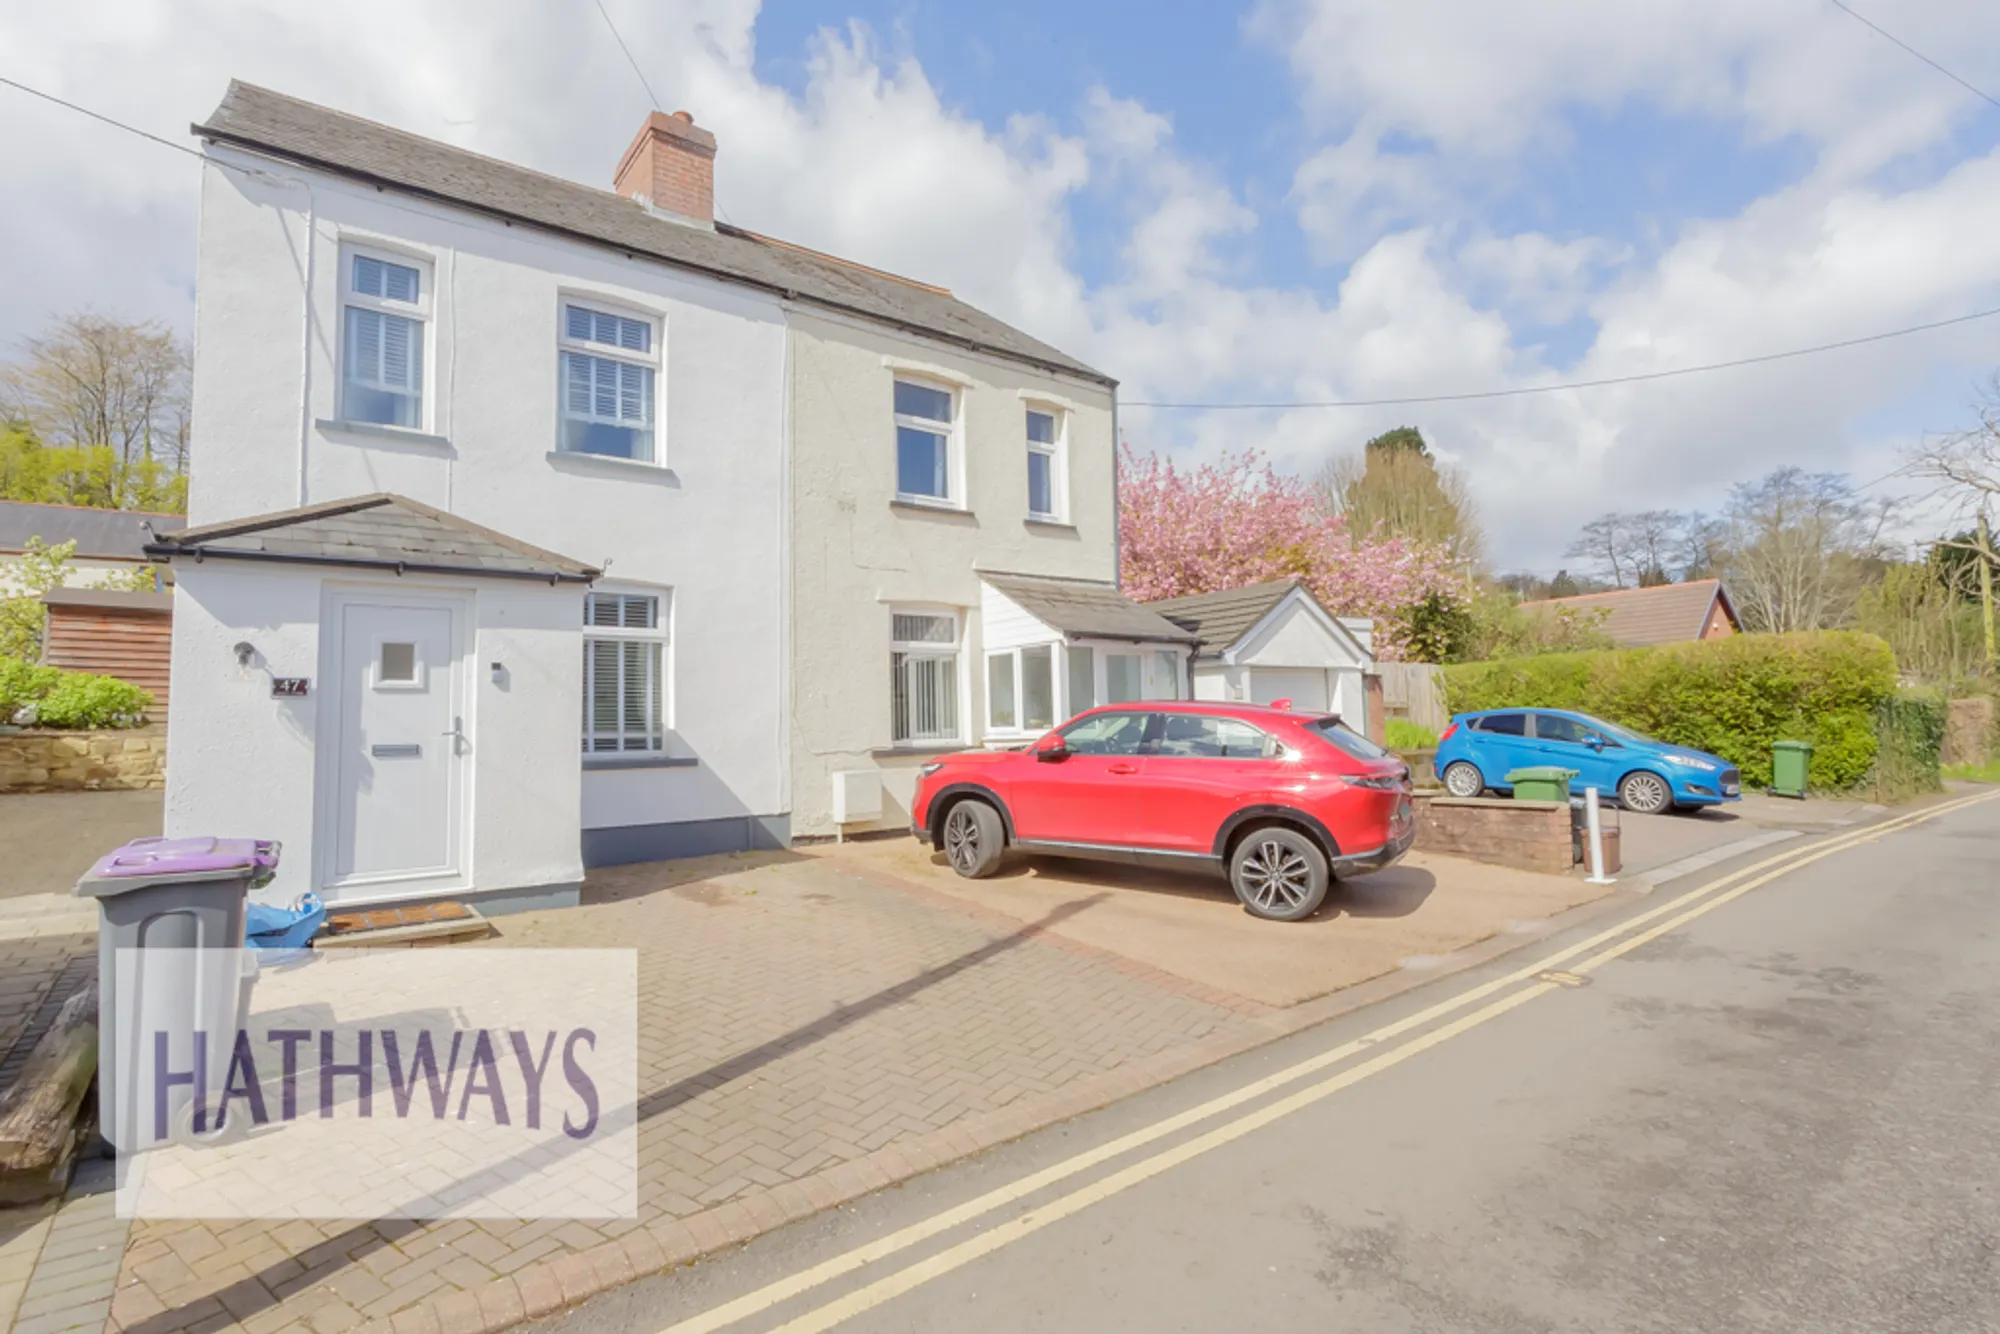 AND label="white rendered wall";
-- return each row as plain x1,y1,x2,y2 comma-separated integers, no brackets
787,311,1116,837
188,153,787,839
164,562,583,907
